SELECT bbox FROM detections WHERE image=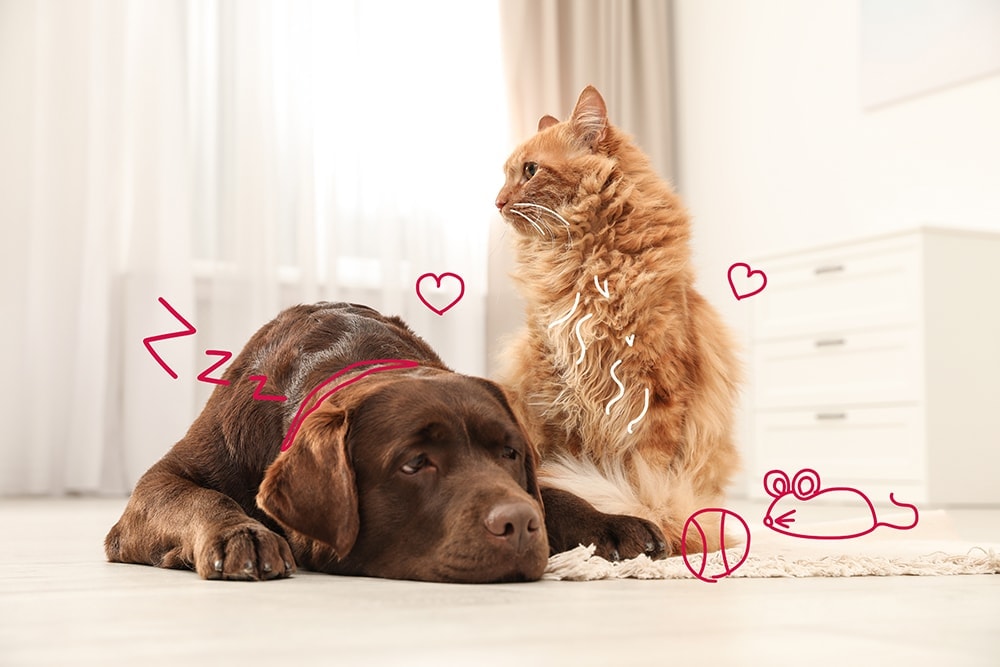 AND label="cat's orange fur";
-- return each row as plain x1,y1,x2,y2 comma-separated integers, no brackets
495,86,741,553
